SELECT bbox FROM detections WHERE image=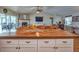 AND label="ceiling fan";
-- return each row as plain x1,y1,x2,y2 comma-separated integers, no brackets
30,6,43,14
36,6,43,14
